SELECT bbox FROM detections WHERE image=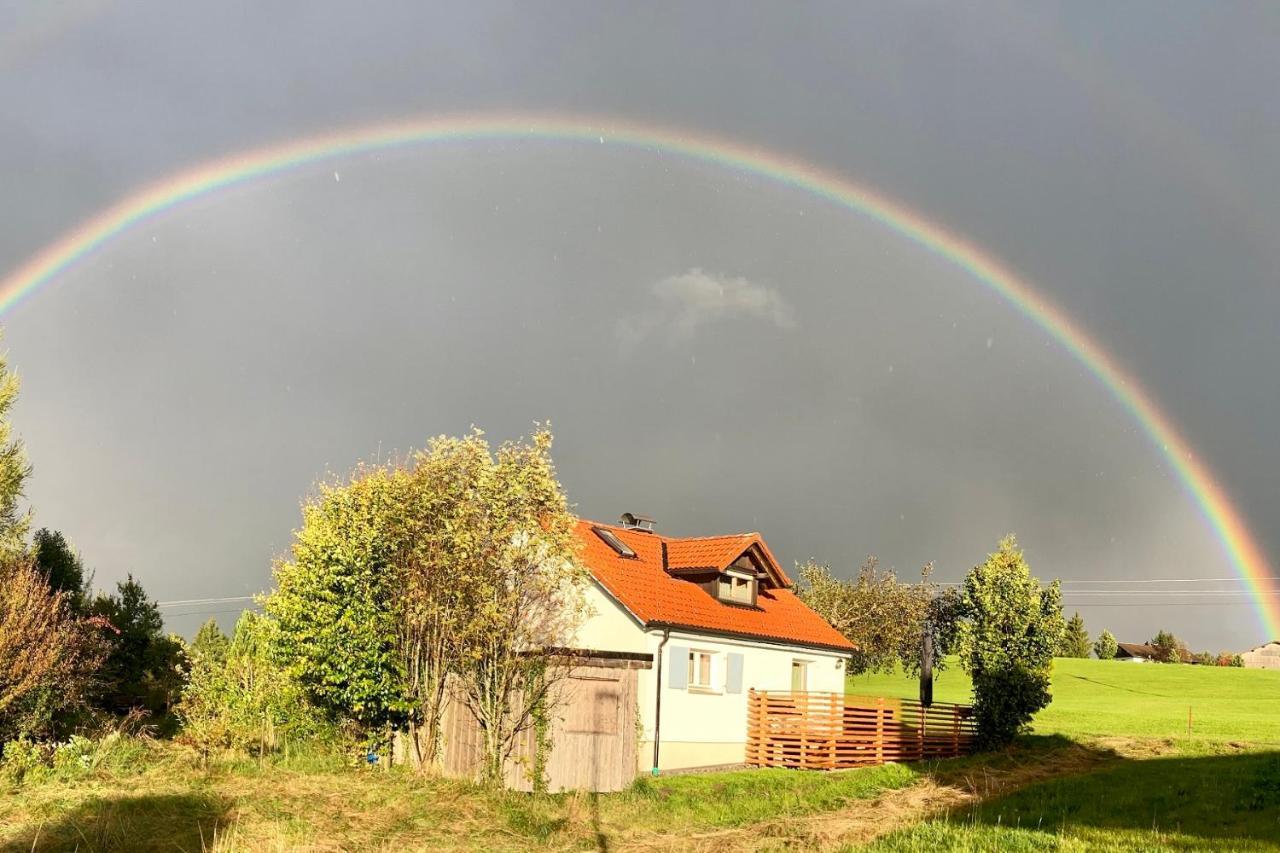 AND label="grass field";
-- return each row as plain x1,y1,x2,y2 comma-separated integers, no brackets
2,658,1277,851
848,656,1280,744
